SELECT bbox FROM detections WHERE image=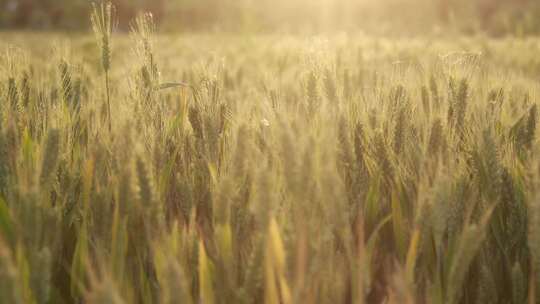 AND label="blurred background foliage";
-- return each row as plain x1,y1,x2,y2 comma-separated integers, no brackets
0,0,539,35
